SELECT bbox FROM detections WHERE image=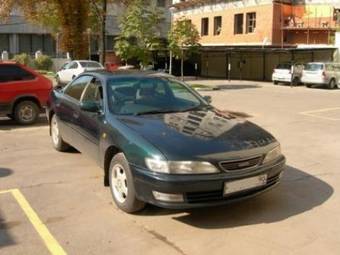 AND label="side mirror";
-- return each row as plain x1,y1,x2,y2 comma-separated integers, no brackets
203,95,212,104
80,101,100,113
